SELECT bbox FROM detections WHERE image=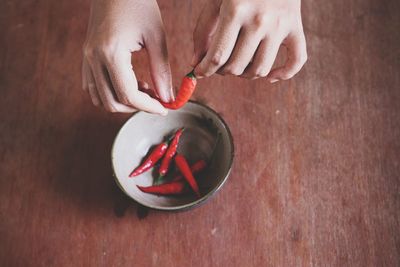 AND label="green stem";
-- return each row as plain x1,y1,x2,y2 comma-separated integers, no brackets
186,70,196,79
153,175,165,185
